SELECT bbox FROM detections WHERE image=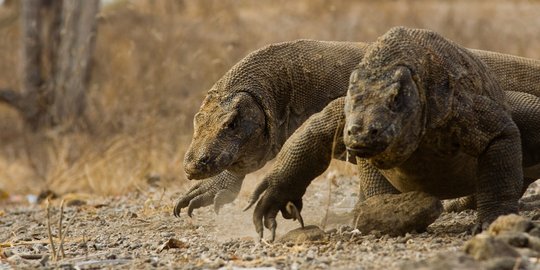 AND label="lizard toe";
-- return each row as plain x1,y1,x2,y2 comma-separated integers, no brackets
213,189,238,214
172,182,203,217
187,193,214,217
